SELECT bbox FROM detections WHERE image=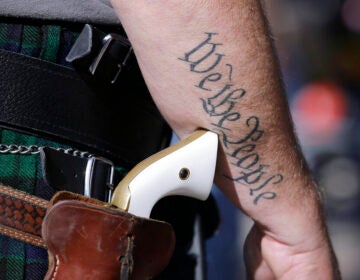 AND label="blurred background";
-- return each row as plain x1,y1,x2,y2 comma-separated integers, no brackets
206,1,360,279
